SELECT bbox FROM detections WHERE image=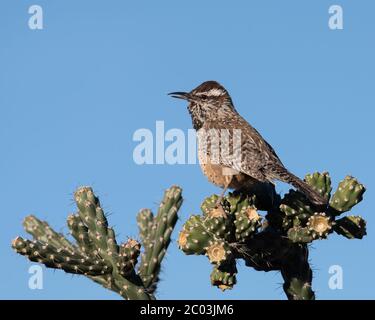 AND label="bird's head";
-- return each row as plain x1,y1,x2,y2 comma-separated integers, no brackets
169,81,236,129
